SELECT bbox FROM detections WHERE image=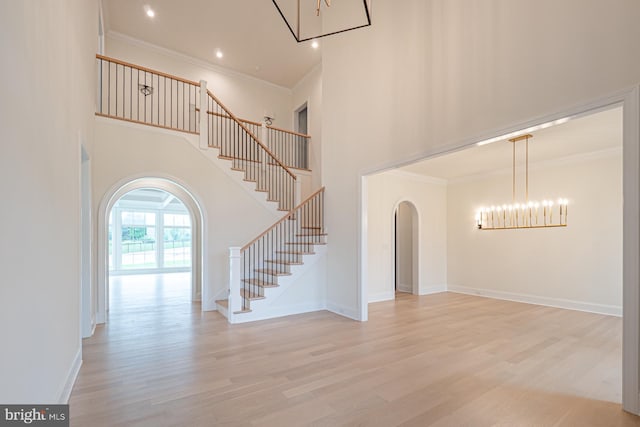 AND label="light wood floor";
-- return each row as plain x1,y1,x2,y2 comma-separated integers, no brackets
70,273,639,426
